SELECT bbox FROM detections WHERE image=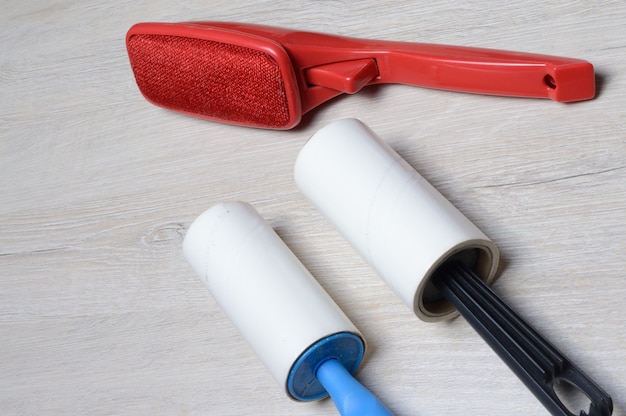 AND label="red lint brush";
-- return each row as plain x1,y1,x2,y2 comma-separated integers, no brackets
126,22,595,129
